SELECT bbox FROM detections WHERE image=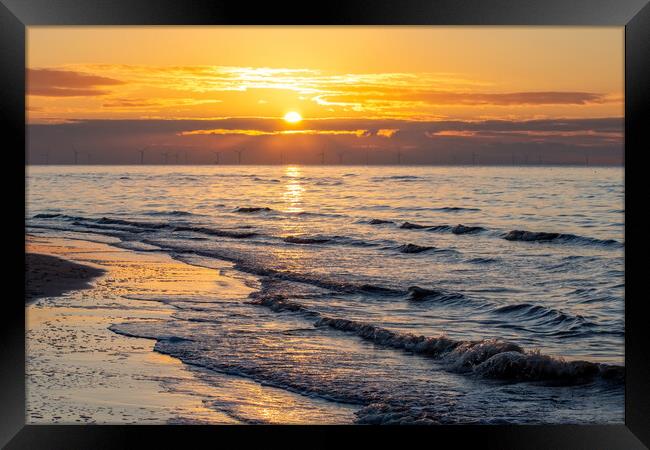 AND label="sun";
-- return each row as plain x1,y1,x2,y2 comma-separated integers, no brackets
283,111,302,123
